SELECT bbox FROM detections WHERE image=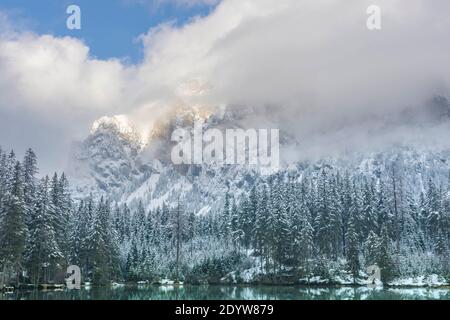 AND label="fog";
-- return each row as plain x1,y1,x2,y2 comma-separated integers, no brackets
1,0,450,172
